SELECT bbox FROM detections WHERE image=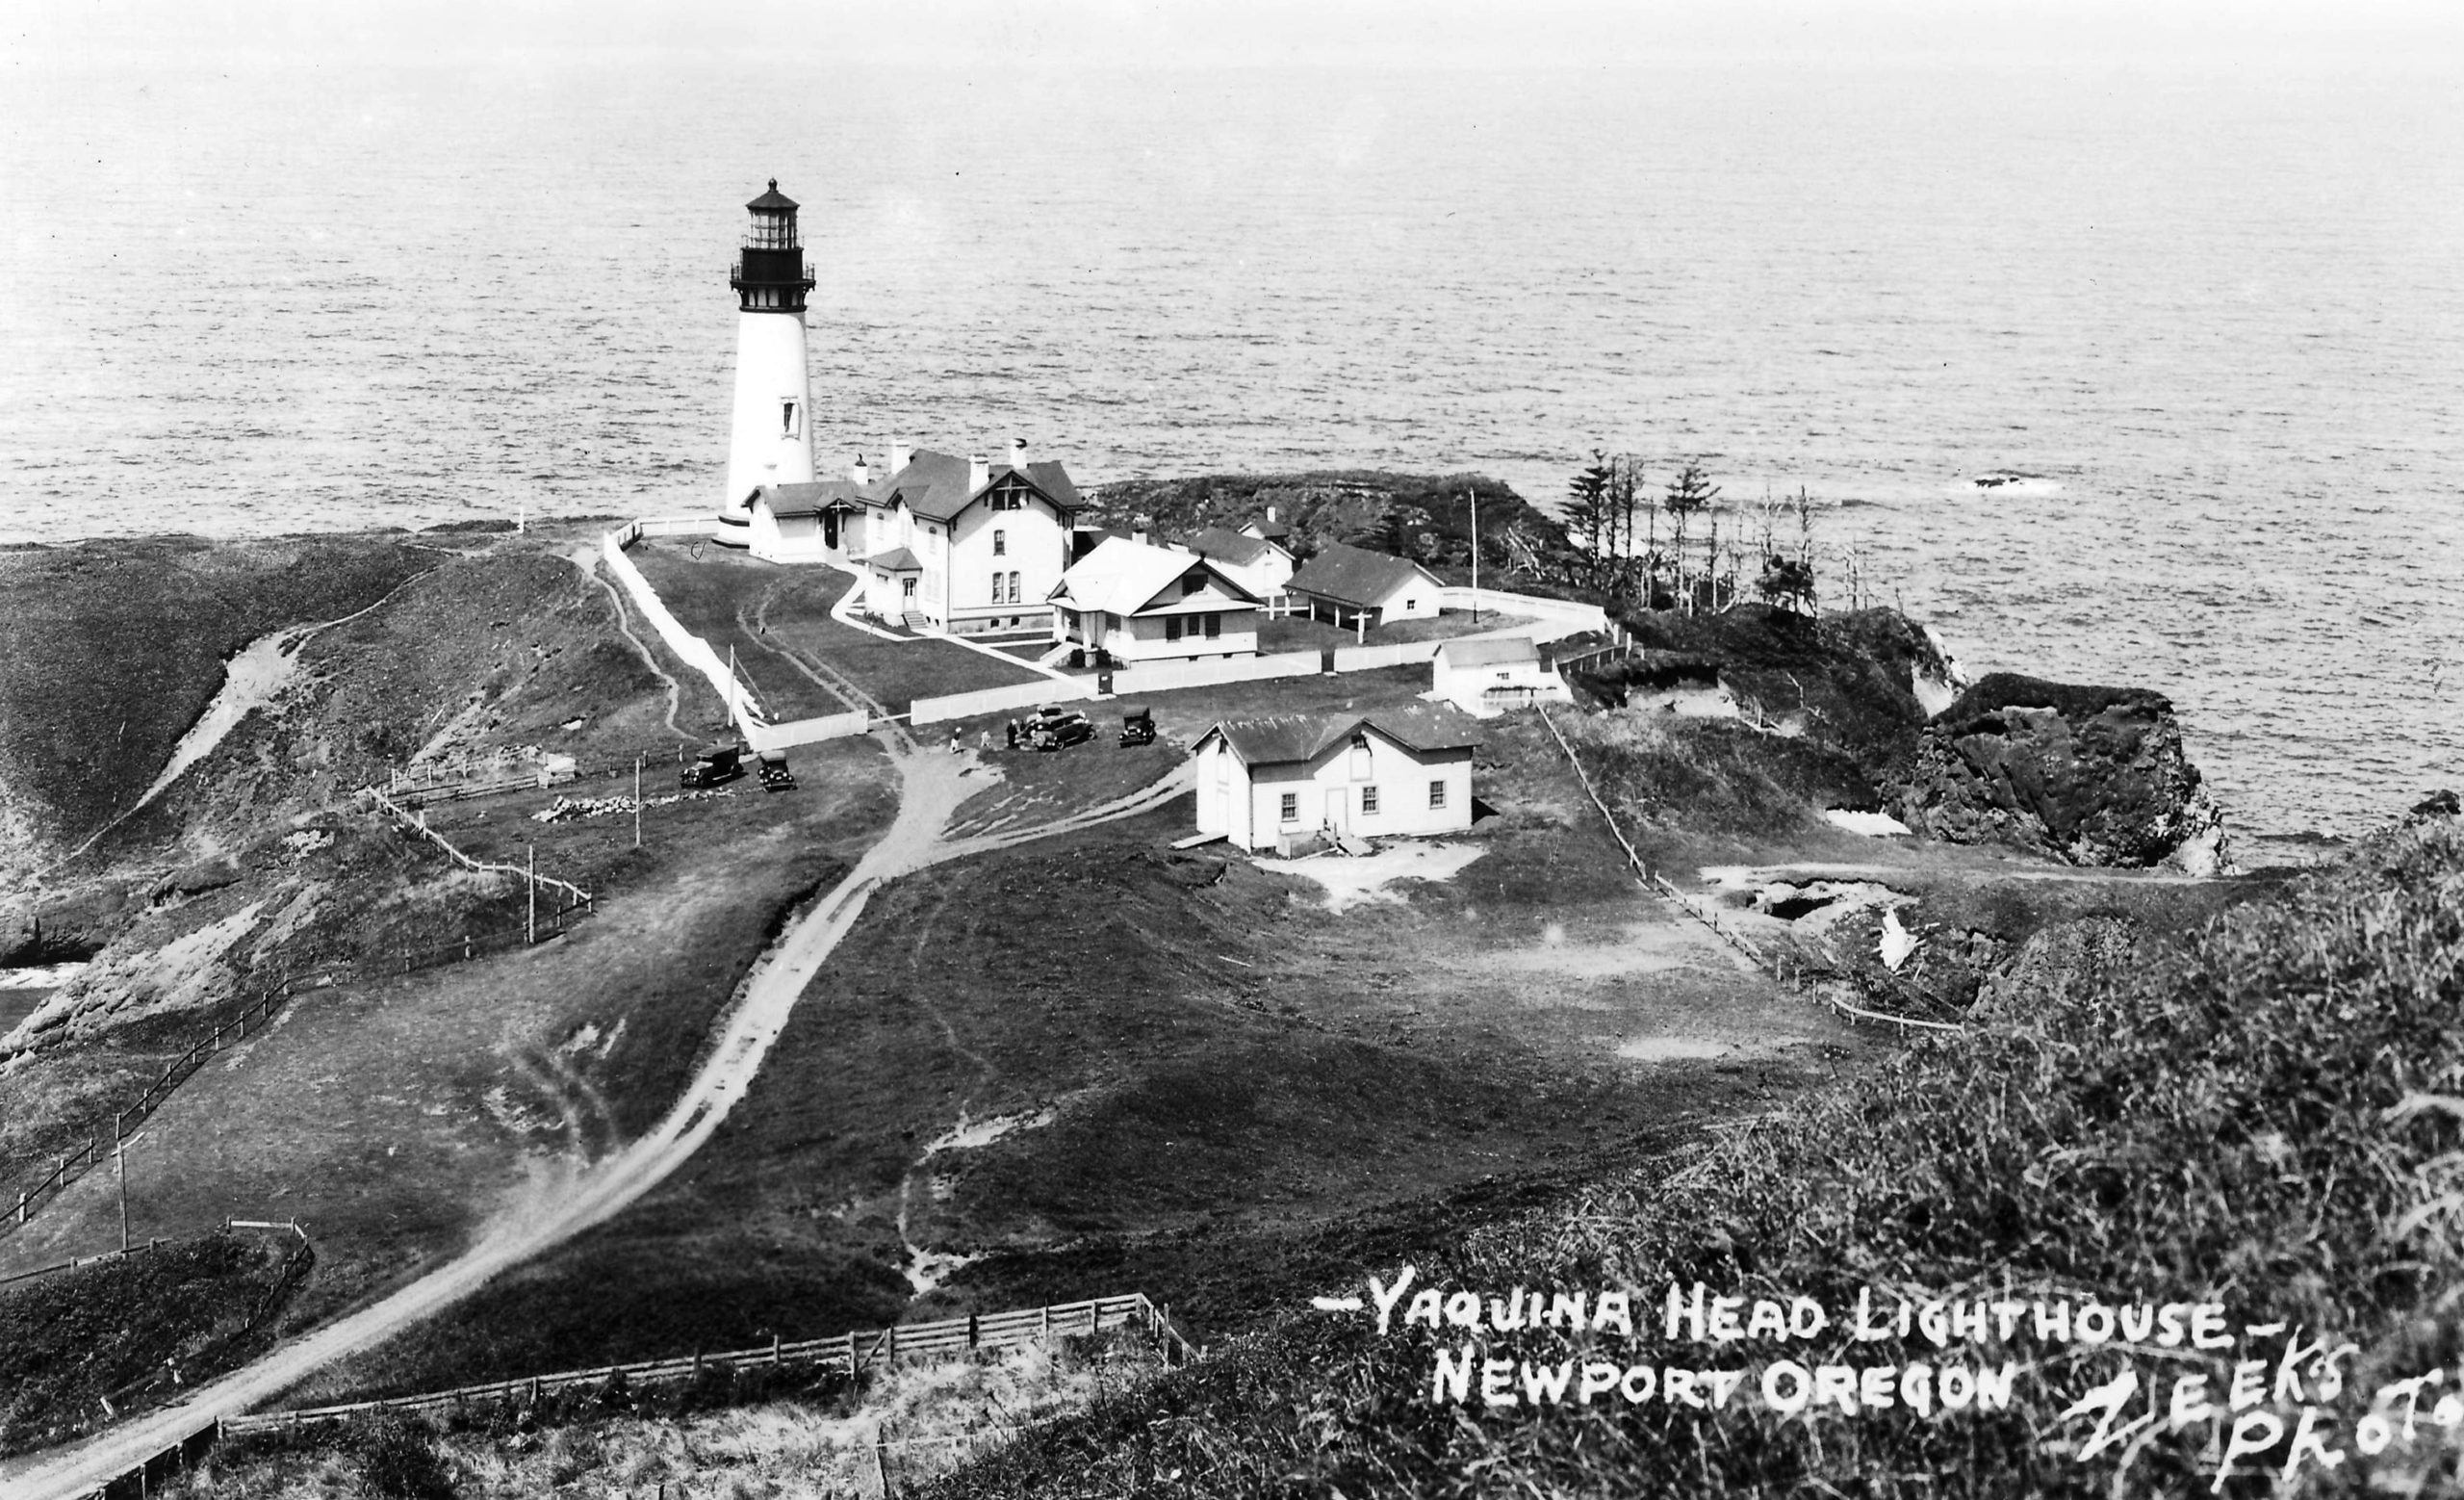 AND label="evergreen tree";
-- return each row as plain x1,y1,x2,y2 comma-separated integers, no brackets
1562,451,1617,587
